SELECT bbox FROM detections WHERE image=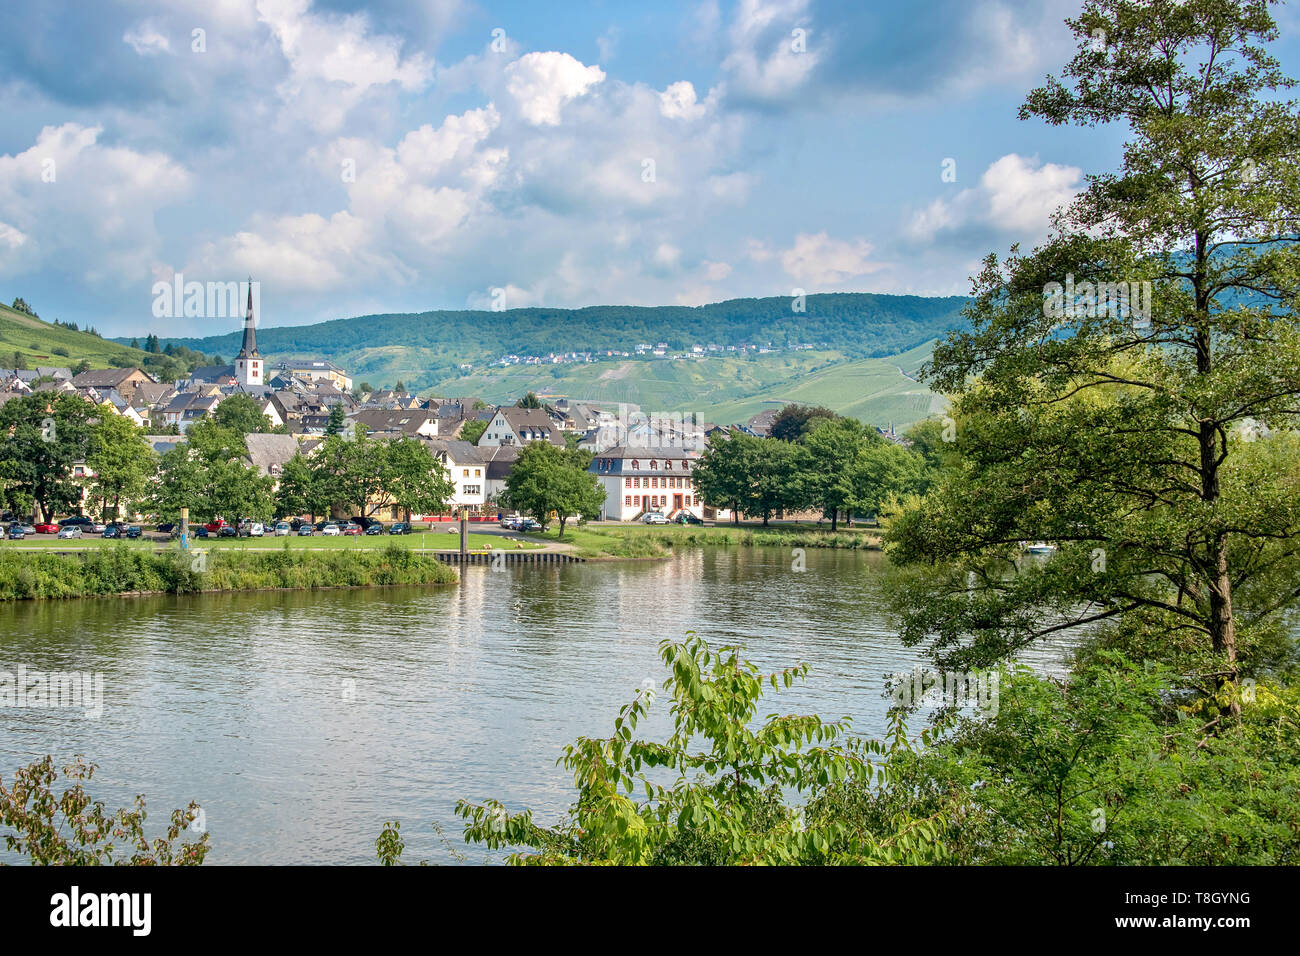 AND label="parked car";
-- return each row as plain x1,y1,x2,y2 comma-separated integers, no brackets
33,523,59,534
297,525,315,536
57,526,83,539
341,522,362,536
204,519,228,533
102,525,121,538
364,523,385,535
673,512,703,525
7,525,25,539
91,523,107,533
156,522,177,534
239,521,265,537
193,526,210,538
58,516,92,527
321,523,341,536
124,525,142,539
274,522,292,536
218,526,239,538
499,515,522,529
641,512,669,525
388,522,411,535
